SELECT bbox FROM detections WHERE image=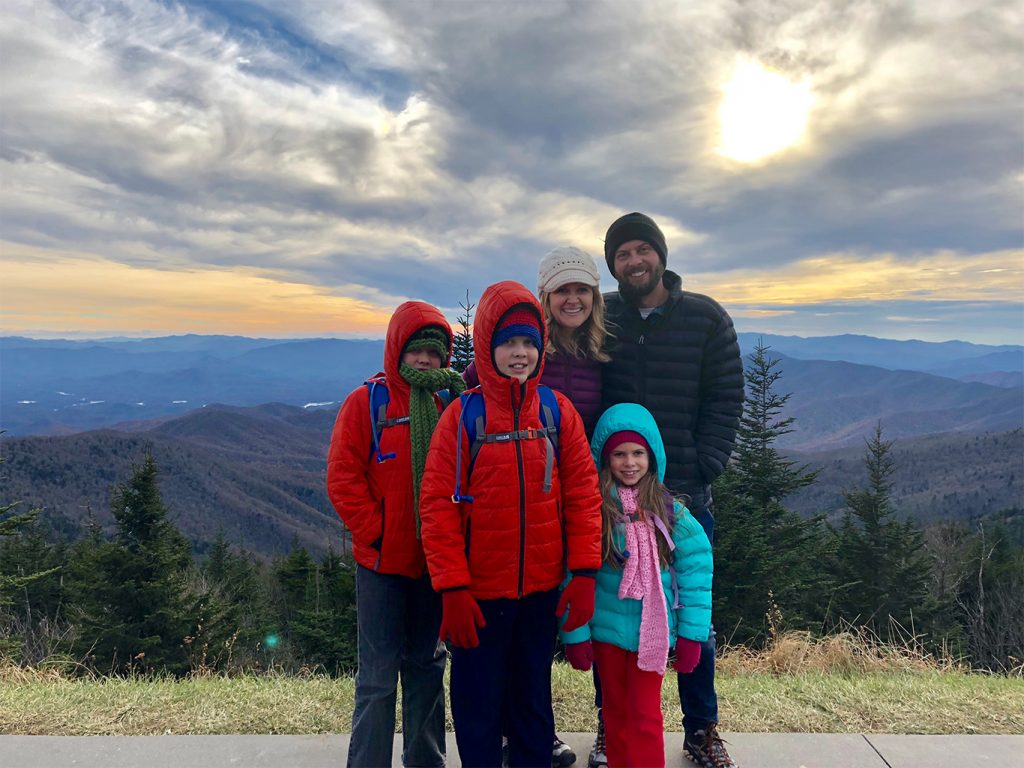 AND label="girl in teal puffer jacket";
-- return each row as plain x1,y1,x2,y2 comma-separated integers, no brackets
560,403,713,768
